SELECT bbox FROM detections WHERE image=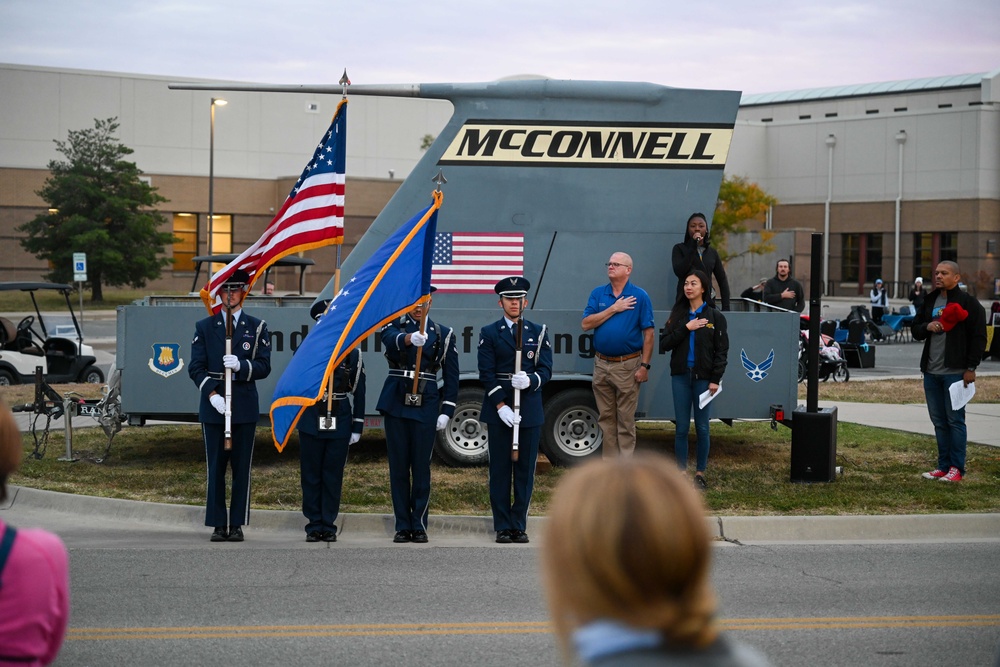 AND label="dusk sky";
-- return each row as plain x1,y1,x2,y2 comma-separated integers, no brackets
1,0,997,94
